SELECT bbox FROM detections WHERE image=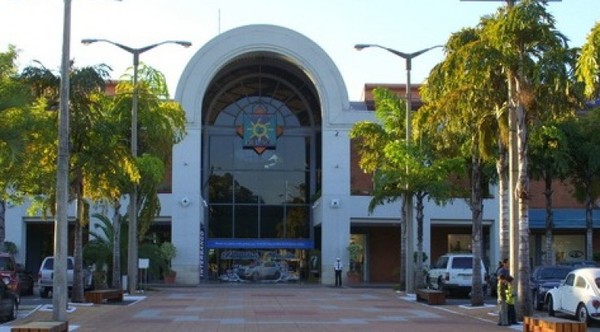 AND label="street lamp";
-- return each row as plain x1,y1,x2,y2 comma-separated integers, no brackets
354,43,442,293
82,38,191,294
